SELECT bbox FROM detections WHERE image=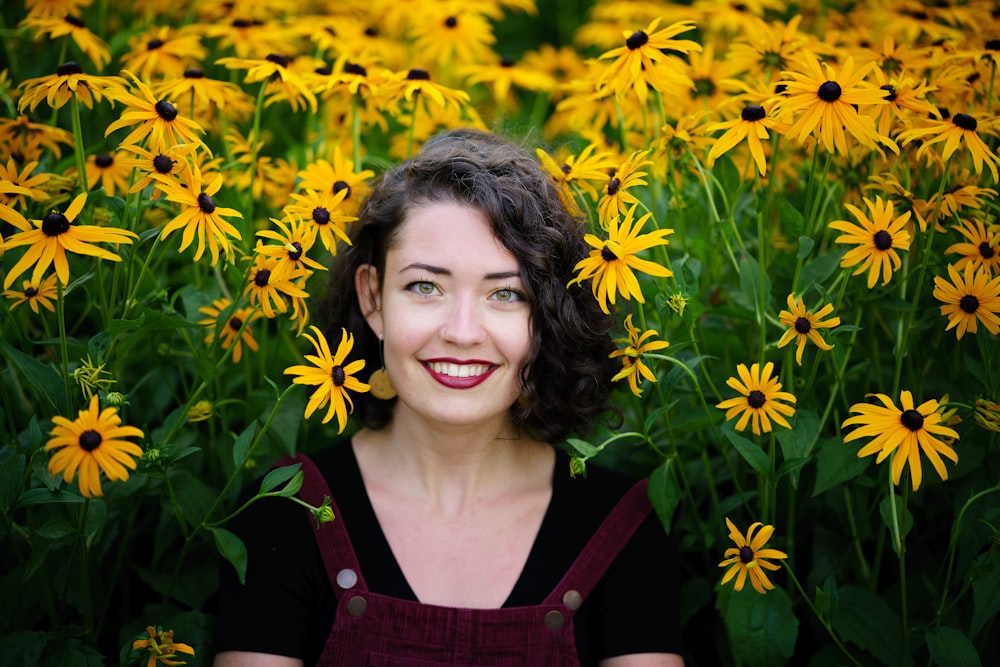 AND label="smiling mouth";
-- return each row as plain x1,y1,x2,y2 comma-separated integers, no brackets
425,361,494,378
